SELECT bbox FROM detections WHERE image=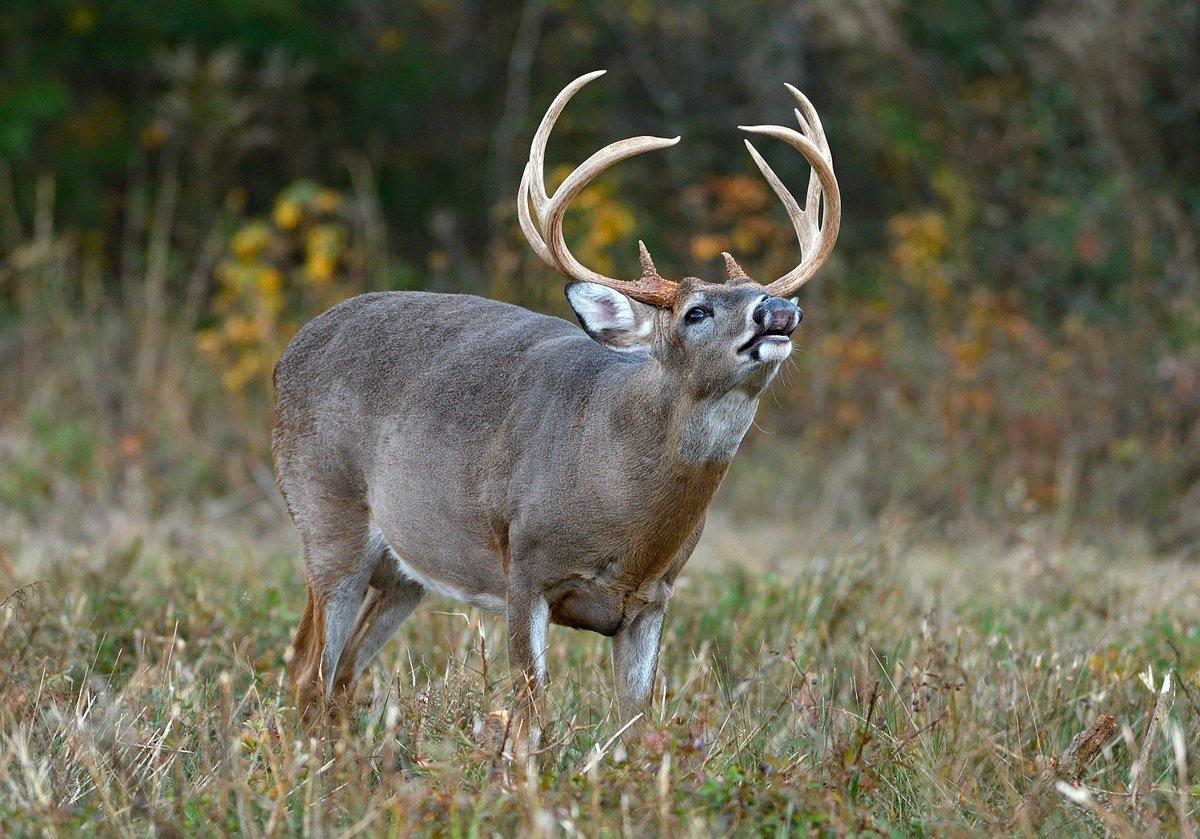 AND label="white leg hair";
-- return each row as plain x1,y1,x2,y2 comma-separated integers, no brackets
612,608,665,713
320,580,366,693
529,595,550,681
